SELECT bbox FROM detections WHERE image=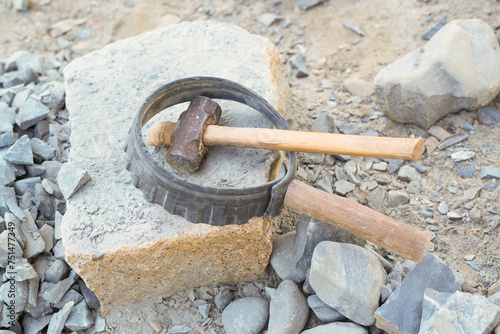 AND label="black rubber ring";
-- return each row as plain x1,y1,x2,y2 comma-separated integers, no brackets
125,76,296,226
